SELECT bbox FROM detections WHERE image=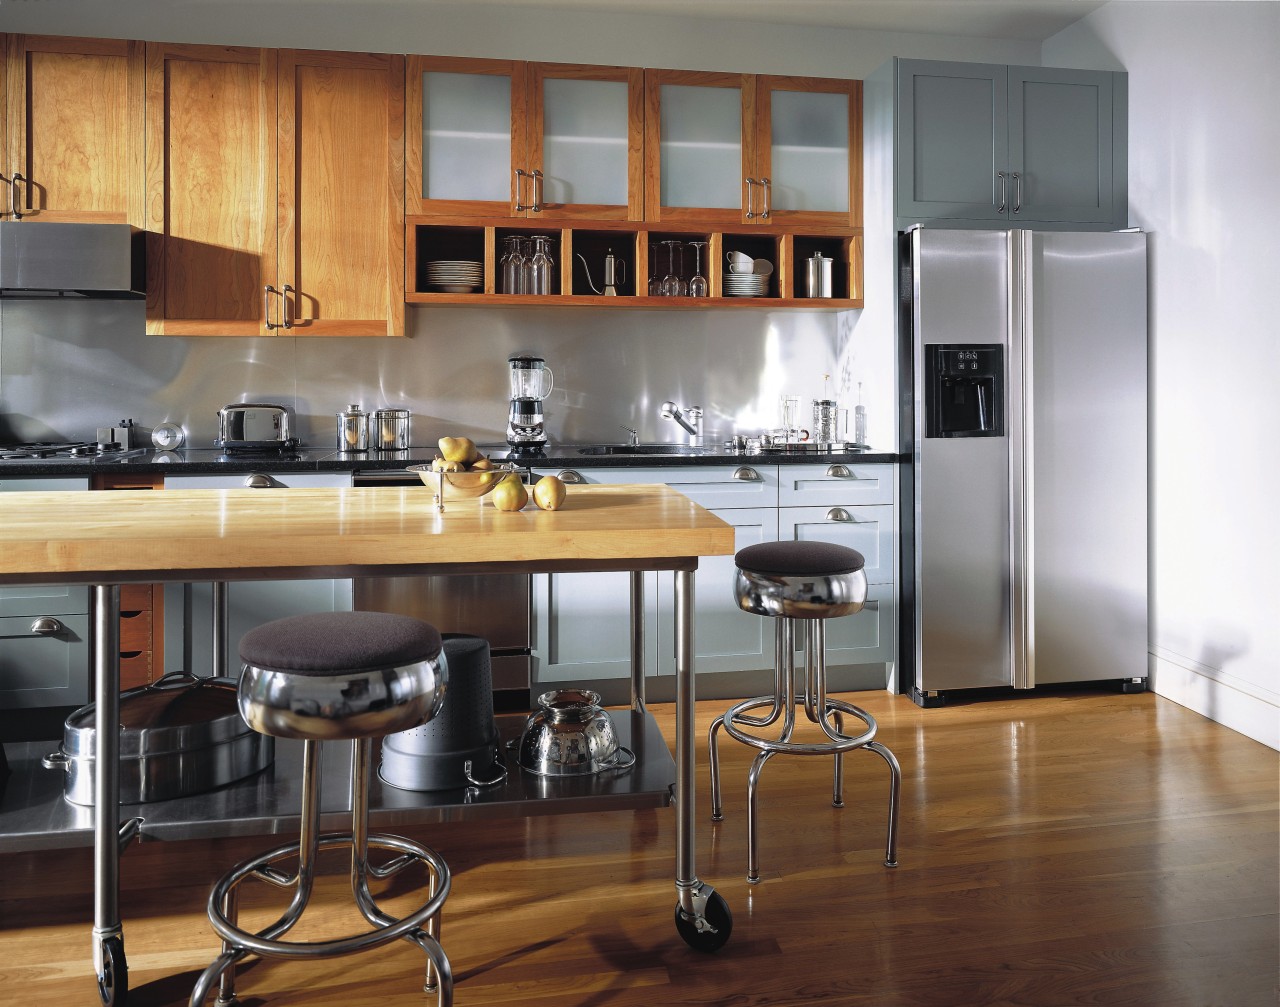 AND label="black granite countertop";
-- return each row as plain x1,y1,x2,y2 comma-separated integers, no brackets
0,443,903,478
